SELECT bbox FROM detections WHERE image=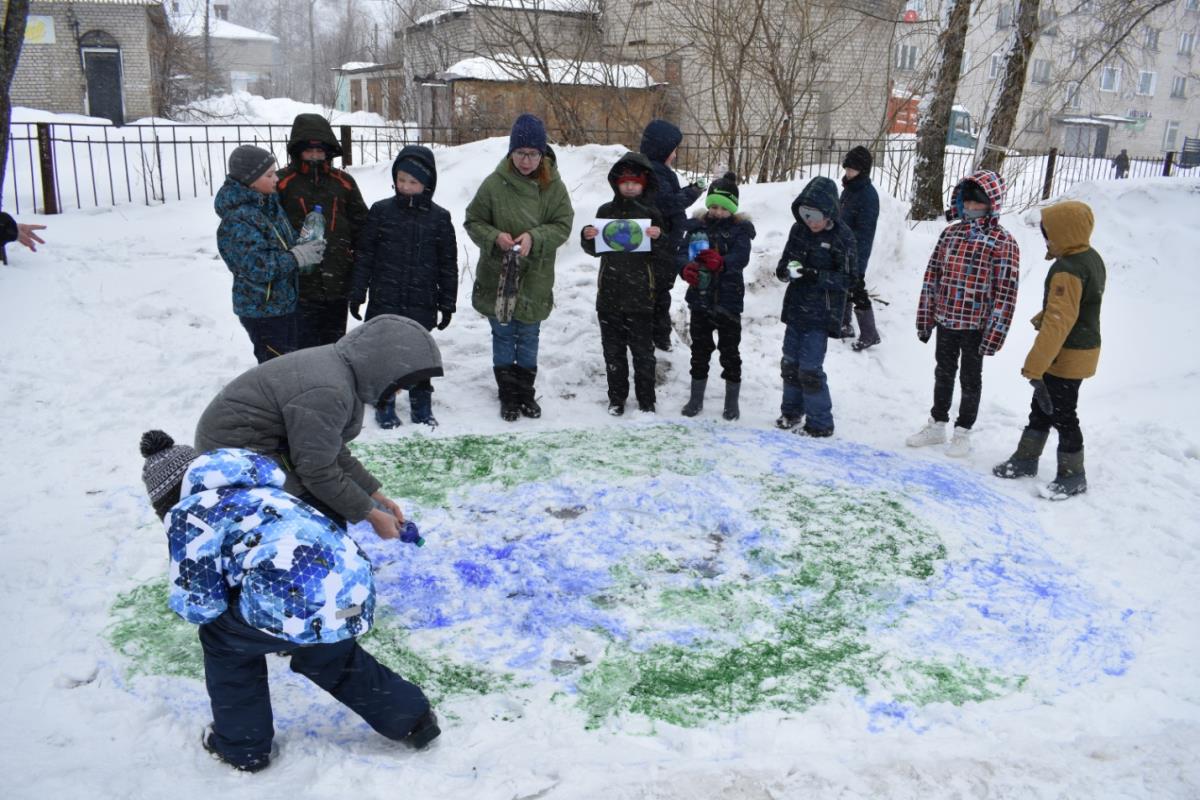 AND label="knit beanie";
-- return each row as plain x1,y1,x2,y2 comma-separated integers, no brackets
959,179,991,206
140,430,197,517
508,113,548,154
227,145,277,186
842,145,873,174
614,168,647,188
706,172,739,213
392,155,432,189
